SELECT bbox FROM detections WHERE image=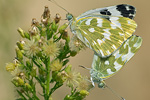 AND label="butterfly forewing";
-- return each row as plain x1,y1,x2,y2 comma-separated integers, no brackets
109,16,137,40
72,16,137,57
78,4,136,19
91,35,142,79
